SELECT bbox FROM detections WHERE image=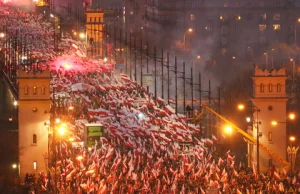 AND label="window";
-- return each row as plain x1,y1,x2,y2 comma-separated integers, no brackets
268,132,272,141
273,14,280,20
192,1,196,8
190,14,195,21
222,37,227,45
235,14,241,21
273,24,280,31
246,2,254,7
33,86,37,95
269,159,273,167
269,84,272,92
25,86,28,95
260,83,264,92
224,2,228,7
246,36,253,43
260,13,267,20
221,48,227,55
245,13,253,21
234,24,239,32
41,86,45,94
33,134,37,144
90,17,92,22
221,26,228,34
277,84,281,92
259,2,264,7
259,24,266,31
33,161,37,170
274,2,280,7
